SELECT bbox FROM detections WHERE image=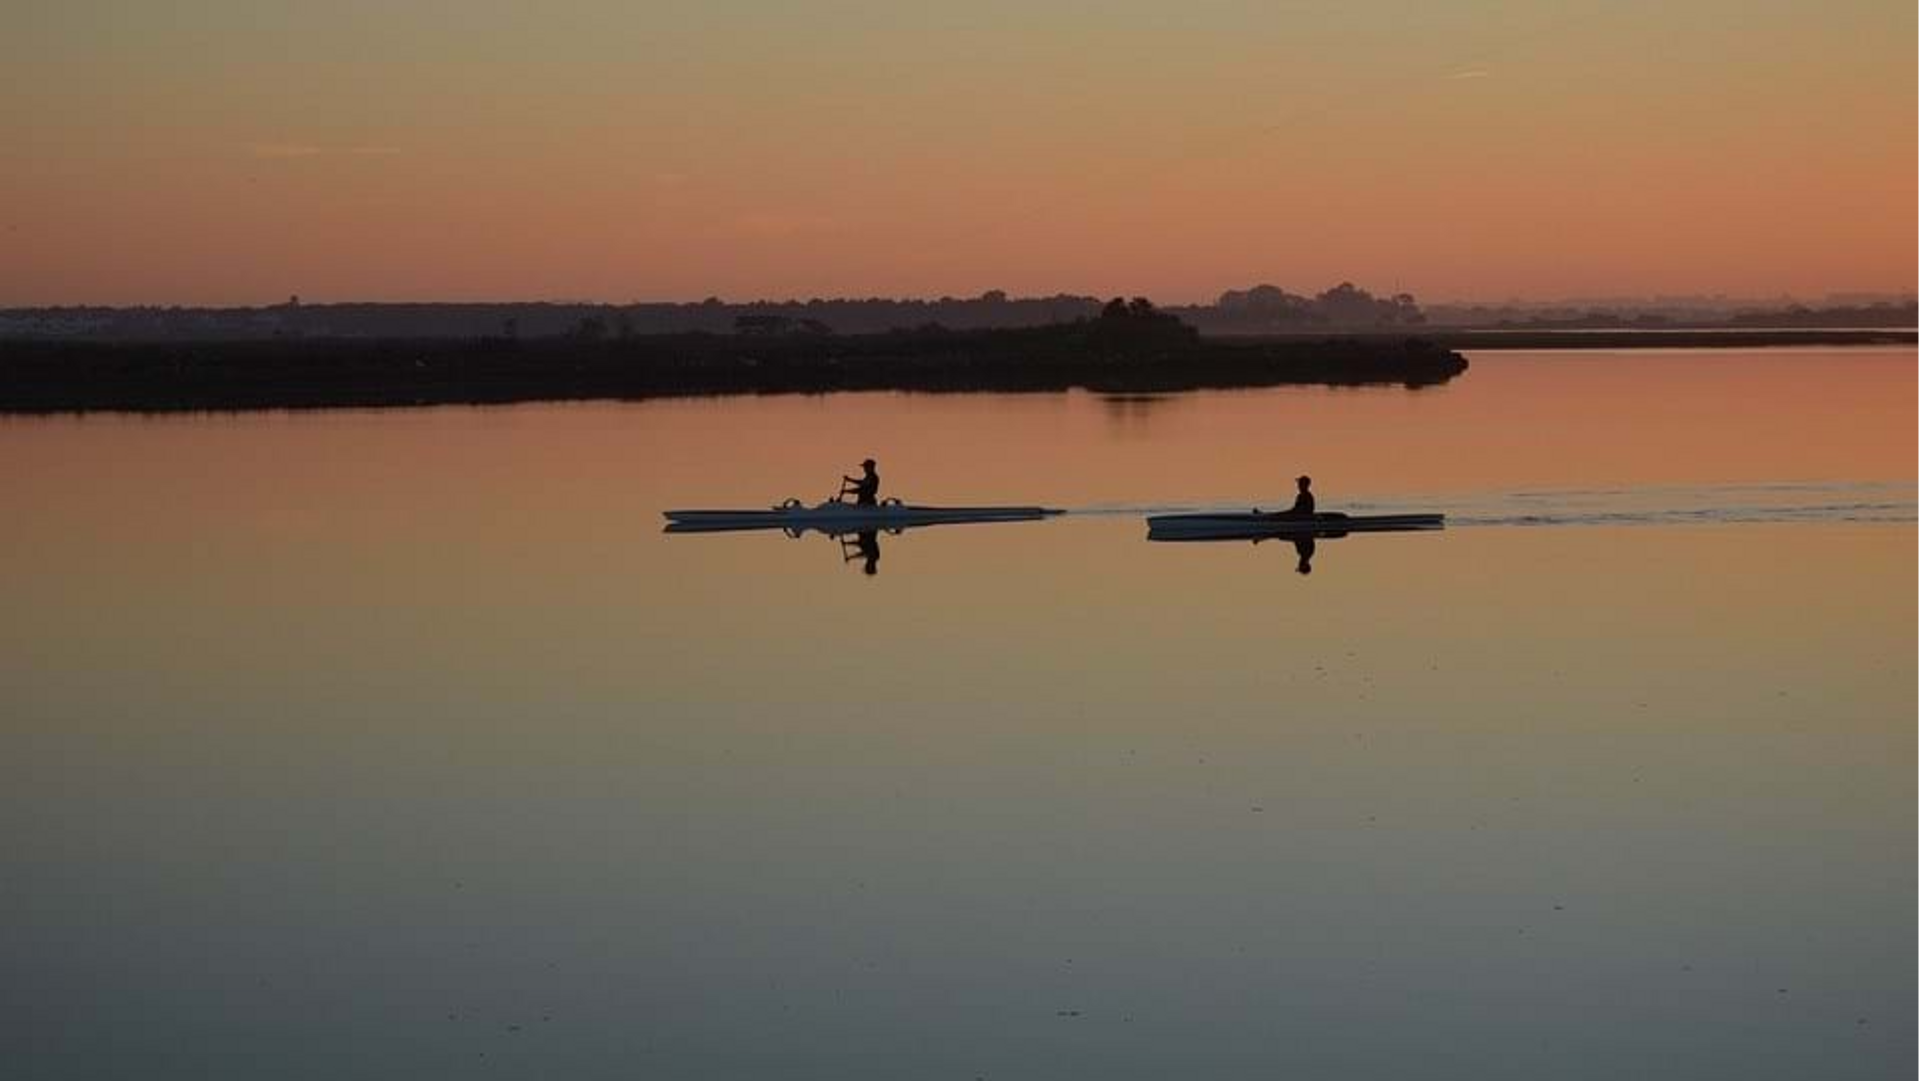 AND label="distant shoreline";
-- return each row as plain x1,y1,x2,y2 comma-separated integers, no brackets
1224,328,1915,350
0,328,1470,414
1,327,1909,415
6,289,1911,342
